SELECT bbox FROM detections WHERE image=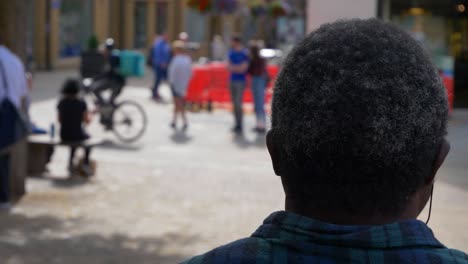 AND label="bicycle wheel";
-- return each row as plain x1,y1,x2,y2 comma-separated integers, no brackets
111,100,147,143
